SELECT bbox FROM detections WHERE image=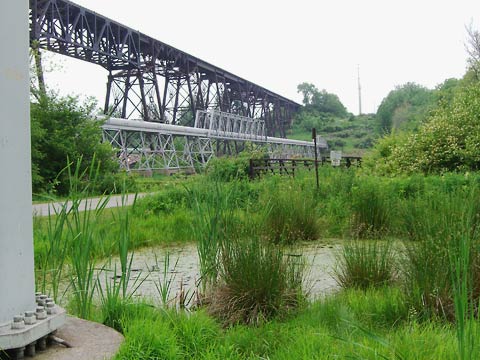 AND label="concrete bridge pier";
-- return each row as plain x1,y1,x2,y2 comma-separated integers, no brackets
0,0,36,328
0,1,65,355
